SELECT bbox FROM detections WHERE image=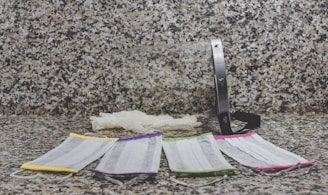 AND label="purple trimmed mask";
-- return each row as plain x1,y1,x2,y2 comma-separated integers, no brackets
95,132,162,175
